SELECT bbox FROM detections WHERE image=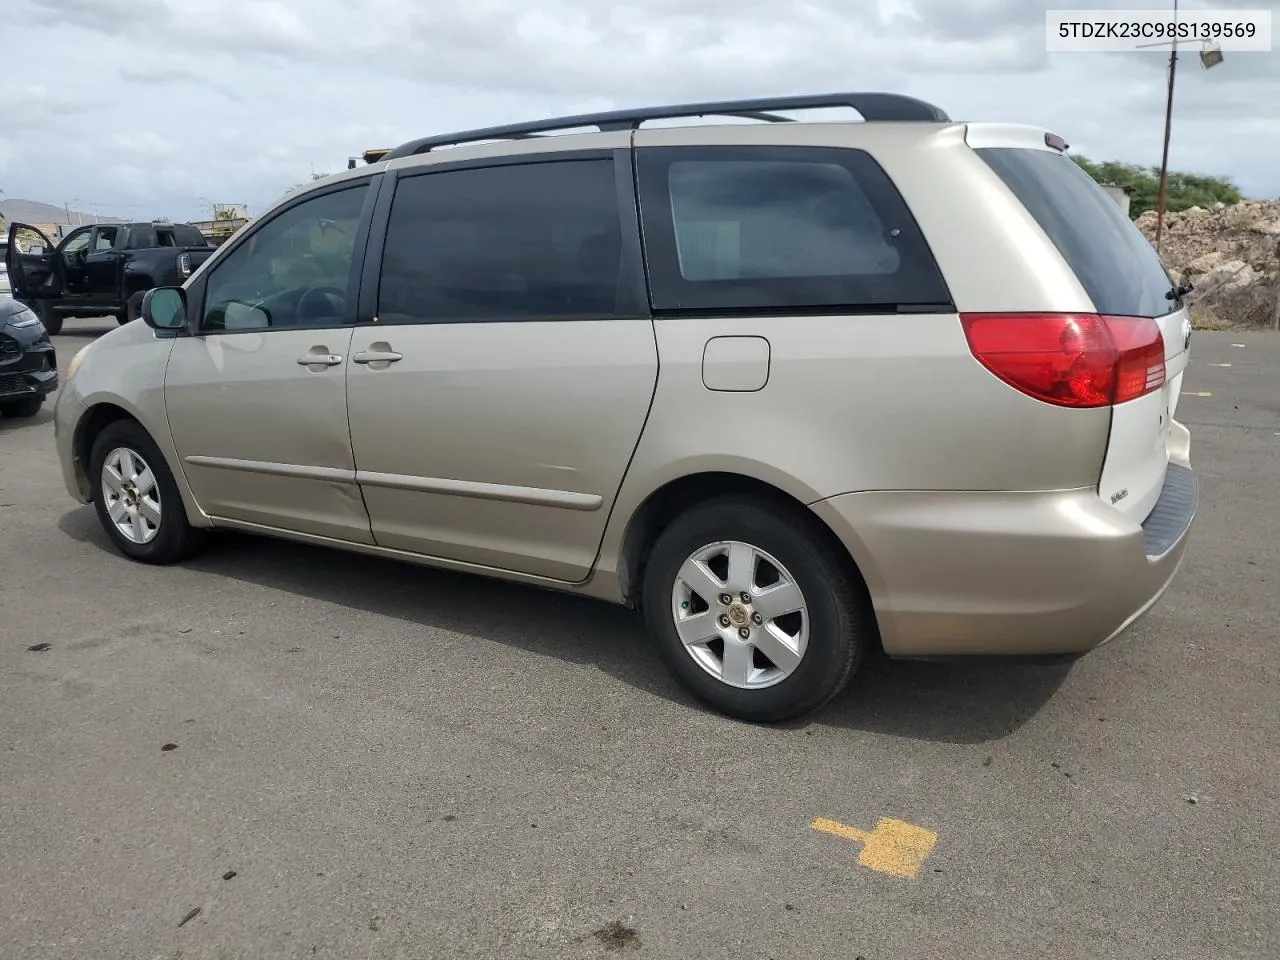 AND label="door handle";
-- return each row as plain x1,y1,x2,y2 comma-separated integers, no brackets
352,349,403,365
296,353,344,367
